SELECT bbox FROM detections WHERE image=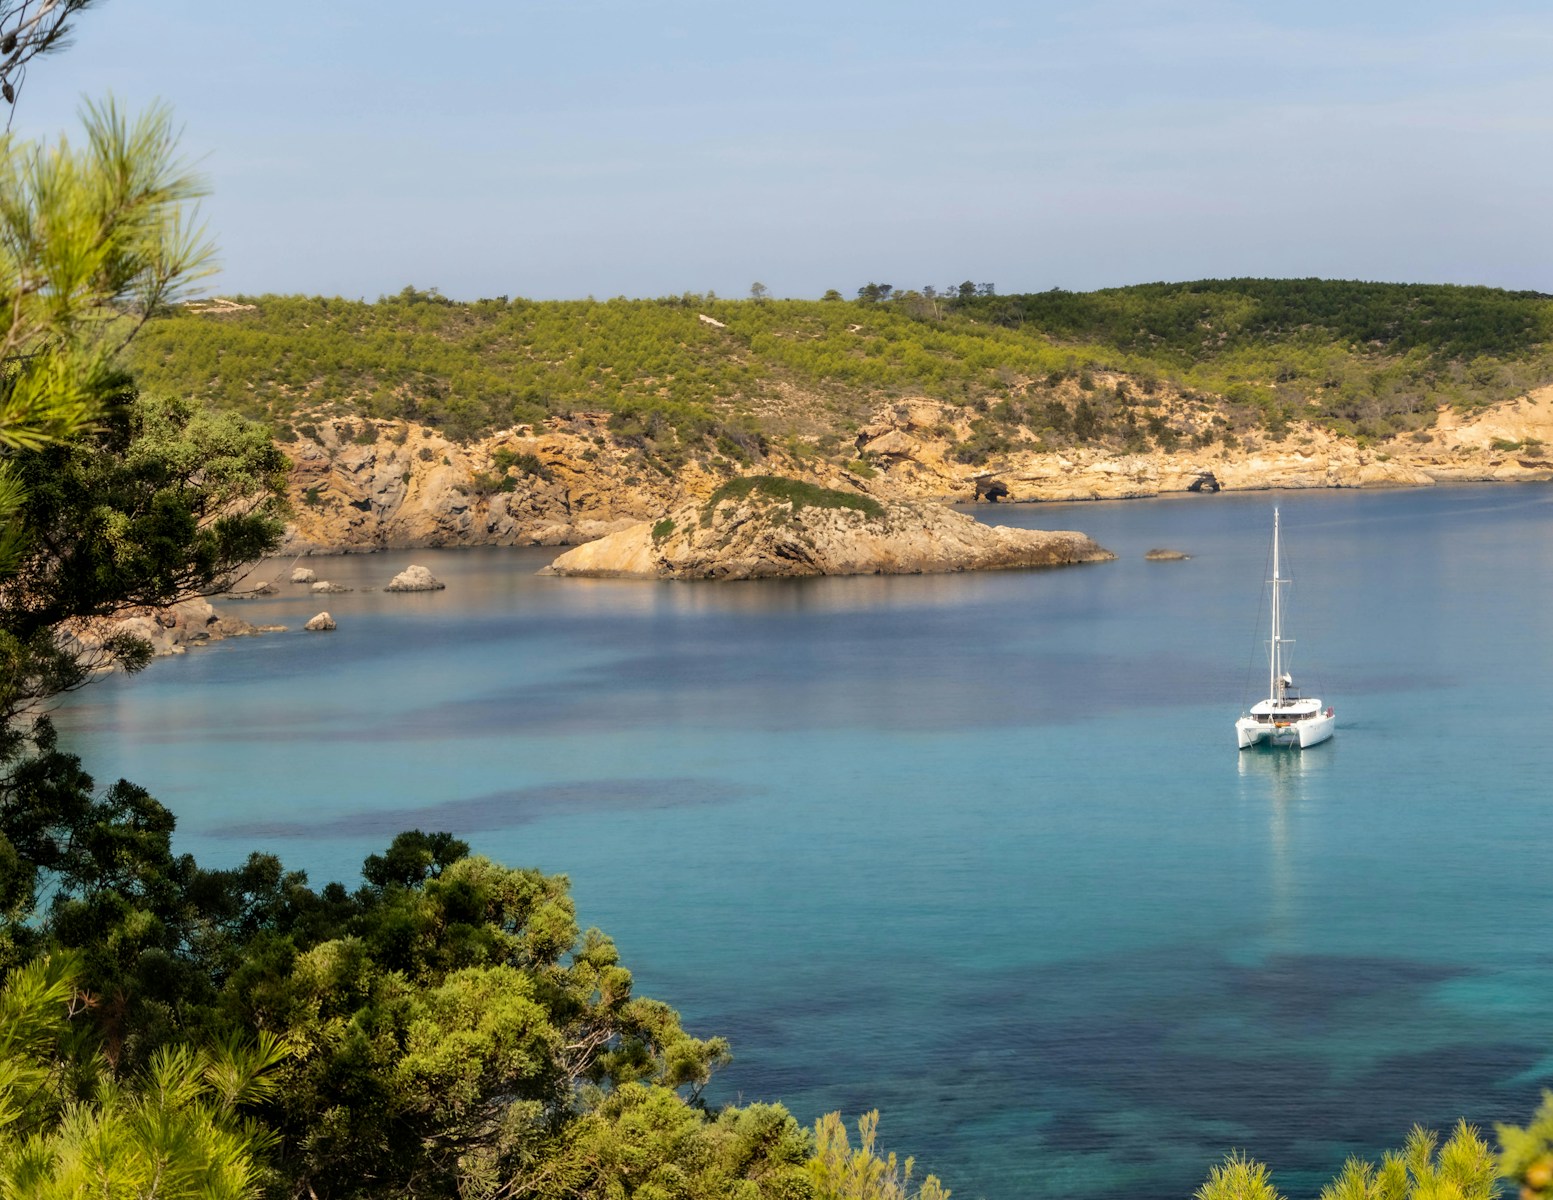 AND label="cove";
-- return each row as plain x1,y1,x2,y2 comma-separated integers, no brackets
52,484,1553,1199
